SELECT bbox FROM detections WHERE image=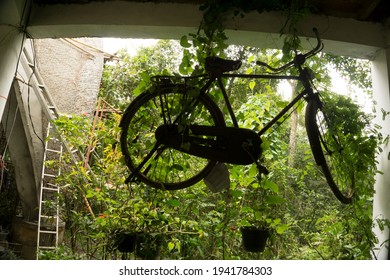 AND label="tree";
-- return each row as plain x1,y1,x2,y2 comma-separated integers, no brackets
99,40,182,109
